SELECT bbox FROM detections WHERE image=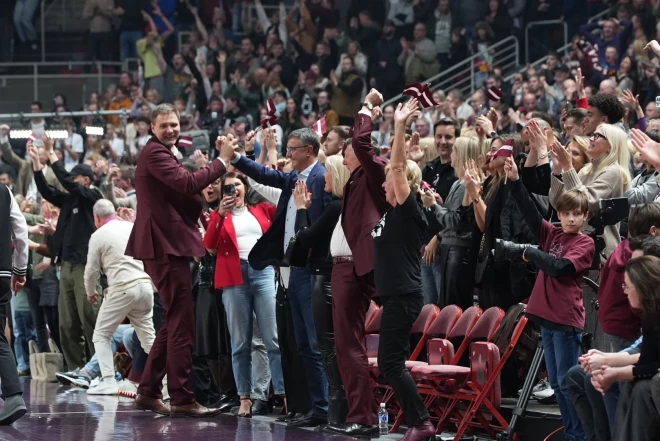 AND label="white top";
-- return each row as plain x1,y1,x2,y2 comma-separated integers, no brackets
248,177,282,205
84,219,153,297
64,133,84,171
110,136,126,157
330,214,352,257
2,188,28,279
232,207,263,261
